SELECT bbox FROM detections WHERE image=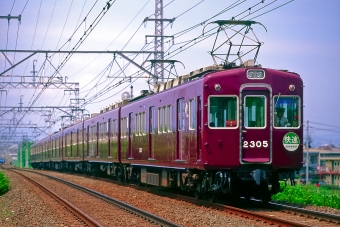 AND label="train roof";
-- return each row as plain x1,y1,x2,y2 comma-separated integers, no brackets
41,62,300,136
